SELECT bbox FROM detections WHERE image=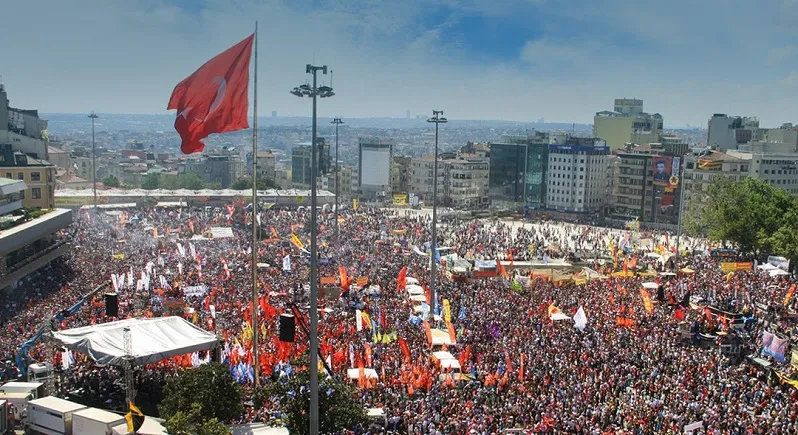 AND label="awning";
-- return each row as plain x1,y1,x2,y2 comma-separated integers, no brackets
50,316,218,366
